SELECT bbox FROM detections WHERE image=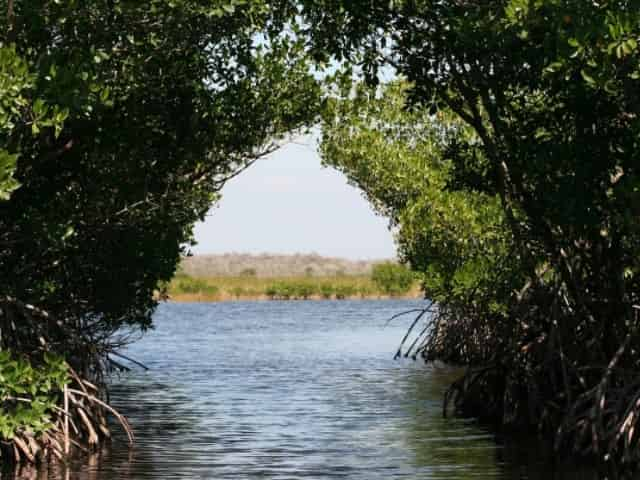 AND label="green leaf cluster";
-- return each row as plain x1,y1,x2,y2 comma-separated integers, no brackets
0,43,70,200
321,82,517,307
0,150,19,200
0,1,321,447
0,1,321,334
0,351,68,440
371,262,415,296
304,0,640,461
